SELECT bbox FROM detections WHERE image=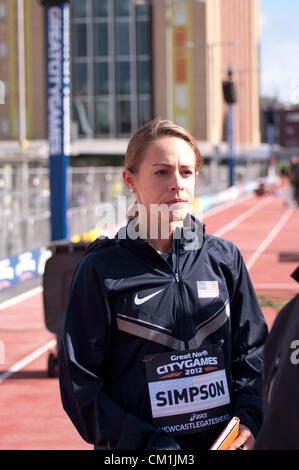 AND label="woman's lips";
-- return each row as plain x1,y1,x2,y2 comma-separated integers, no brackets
165,199,187,205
